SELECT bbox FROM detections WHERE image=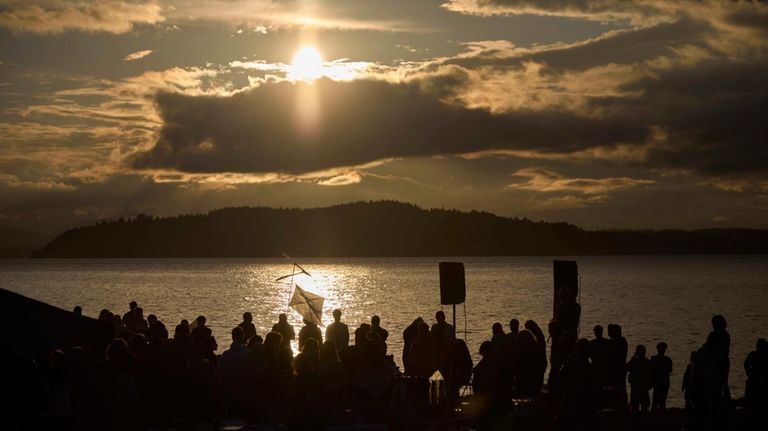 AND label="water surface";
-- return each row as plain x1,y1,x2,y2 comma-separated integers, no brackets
2,255,766,406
